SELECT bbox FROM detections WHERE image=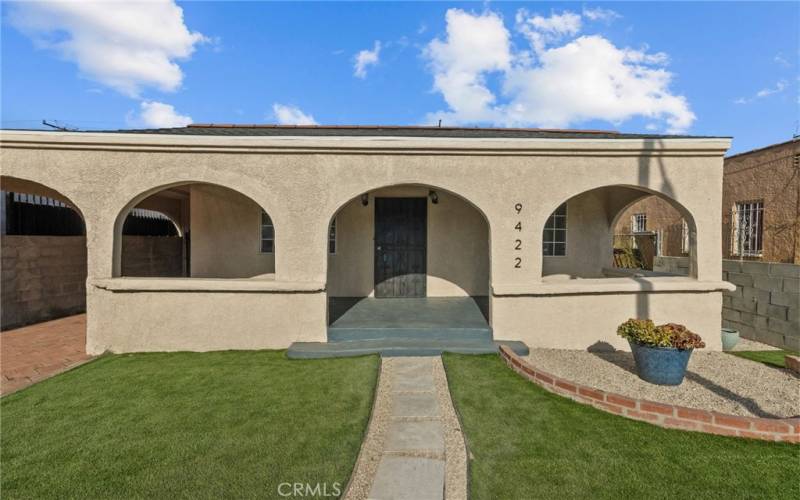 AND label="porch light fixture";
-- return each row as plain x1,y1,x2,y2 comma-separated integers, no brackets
429,190,439,204
361,193,369,206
